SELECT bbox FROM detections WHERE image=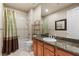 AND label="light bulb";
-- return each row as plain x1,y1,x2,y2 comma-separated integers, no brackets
45,9,48,12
